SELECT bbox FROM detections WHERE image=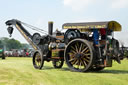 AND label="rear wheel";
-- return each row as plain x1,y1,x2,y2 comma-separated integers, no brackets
52,60,64,68
65,39,94,72
33,50,44,69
